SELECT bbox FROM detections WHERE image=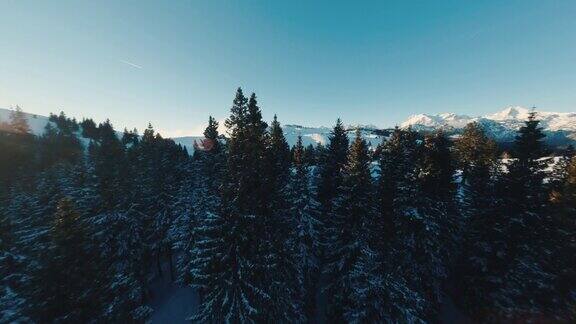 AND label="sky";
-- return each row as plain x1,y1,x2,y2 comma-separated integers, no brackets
1,0,575,137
